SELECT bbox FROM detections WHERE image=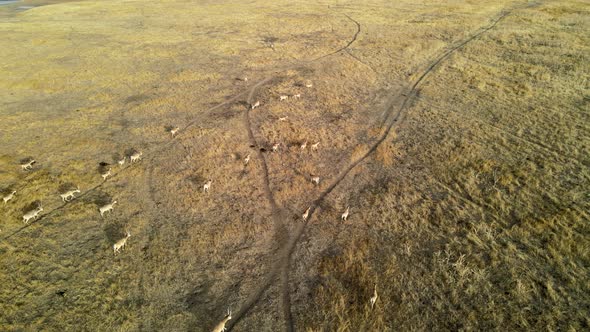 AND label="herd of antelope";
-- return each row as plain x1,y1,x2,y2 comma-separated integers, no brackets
1,78,381,331
4,149,143,255
250,87,352,225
